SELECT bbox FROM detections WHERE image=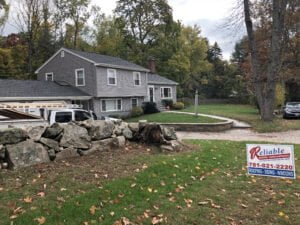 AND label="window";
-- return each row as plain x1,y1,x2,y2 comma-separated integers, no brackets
75,110,92,121
61,50,65,58
133,72,141,86
101,99,122,112
132,98,138,108
107,69,117,86
161,87,172,99
75,69,85,86
55,112,72,123
45,72,53,81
